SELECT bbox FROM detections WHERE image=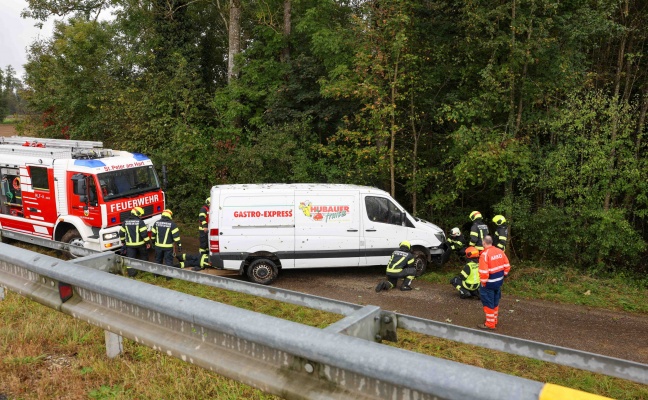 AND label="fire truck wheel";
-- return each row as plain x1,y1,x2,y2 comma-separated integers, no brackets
61,229,84,258
246,258,278,285
412,249,428,276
